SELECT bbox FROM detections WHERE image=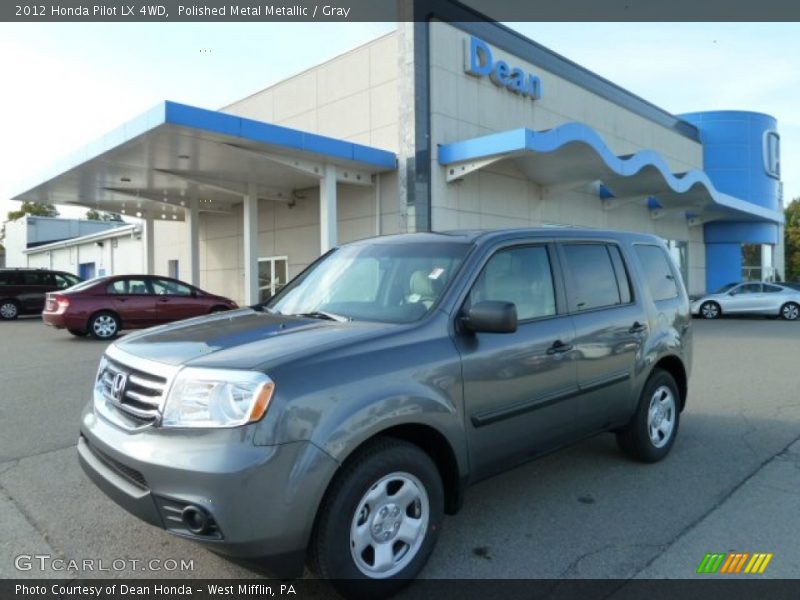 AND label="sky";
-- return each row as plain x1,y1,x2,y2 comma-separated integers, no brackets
0,21,797,223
